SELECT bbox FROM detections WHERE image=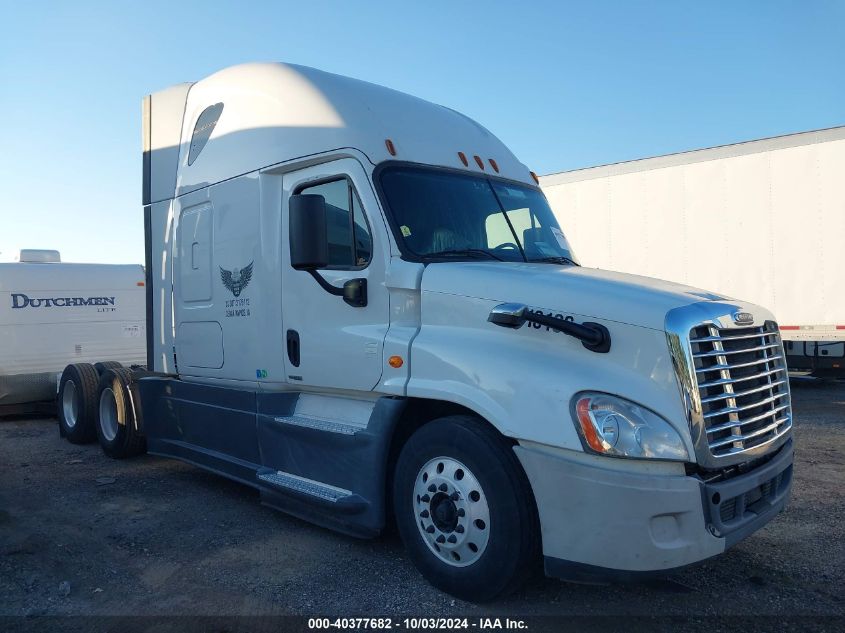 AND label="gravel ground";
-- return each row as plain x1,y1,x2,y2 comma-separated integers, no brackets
1,378,843,630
